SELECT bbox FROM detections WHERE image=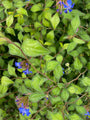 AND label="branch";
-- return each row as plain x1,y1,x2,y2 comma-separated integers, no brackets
66,69,87,87
4,37,56,84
